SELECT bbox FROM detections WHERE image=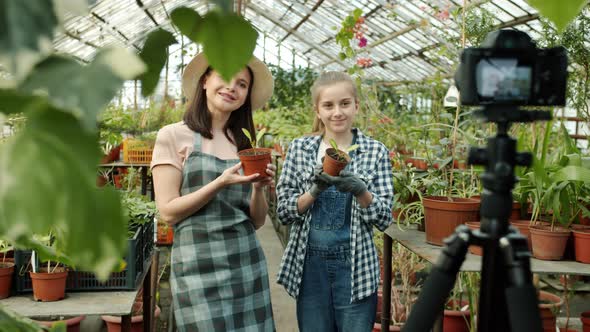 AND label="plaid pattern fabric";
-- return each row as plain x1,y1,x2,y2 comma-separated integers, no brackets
170,133,274,332
276,128,394,302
